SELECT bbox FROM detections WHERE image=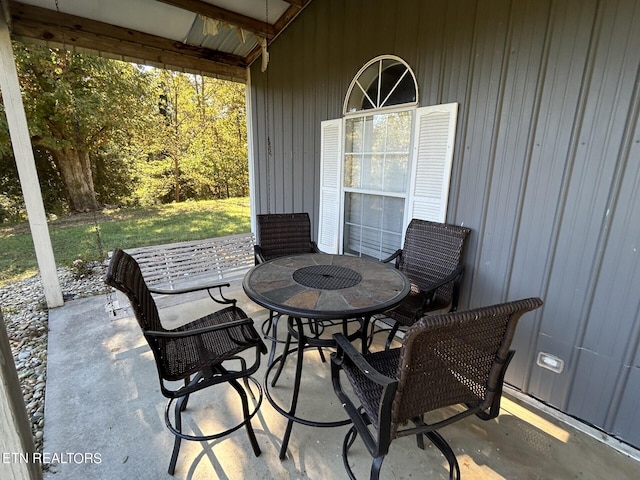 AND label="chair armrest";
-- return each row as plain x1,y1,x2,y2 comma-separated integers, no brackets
310,241,321,253
411,264,465,314
331,333,398,457
418,264,465,295
144,317,254,339
254,245,266,264
332,333,396,388
380,249,402,265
